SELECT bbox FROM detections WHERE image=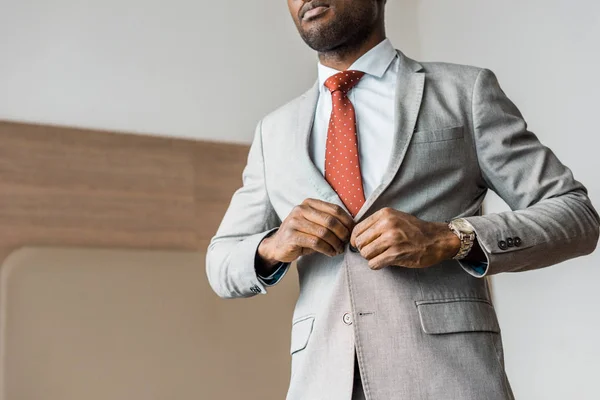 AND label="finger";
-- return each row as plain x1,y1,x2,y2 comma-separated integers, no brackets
301,207,351,245
351,209,384,246
294,218,345,254
293,230,338,257
303,198,355,232
358,234,388,261
367,248,397,270
354,219,386,251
